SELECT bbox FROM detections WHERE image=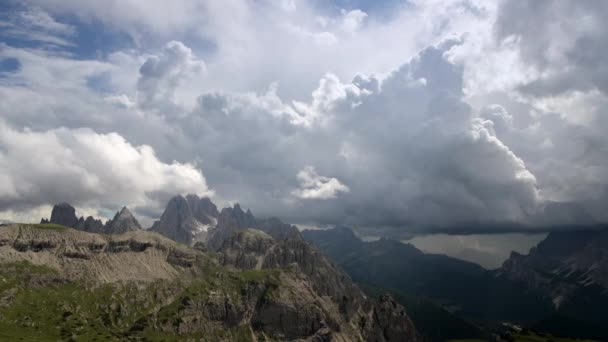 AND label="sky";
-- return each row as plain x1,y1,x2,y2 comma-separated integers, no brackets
406,233,547,269
1,0,608,239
